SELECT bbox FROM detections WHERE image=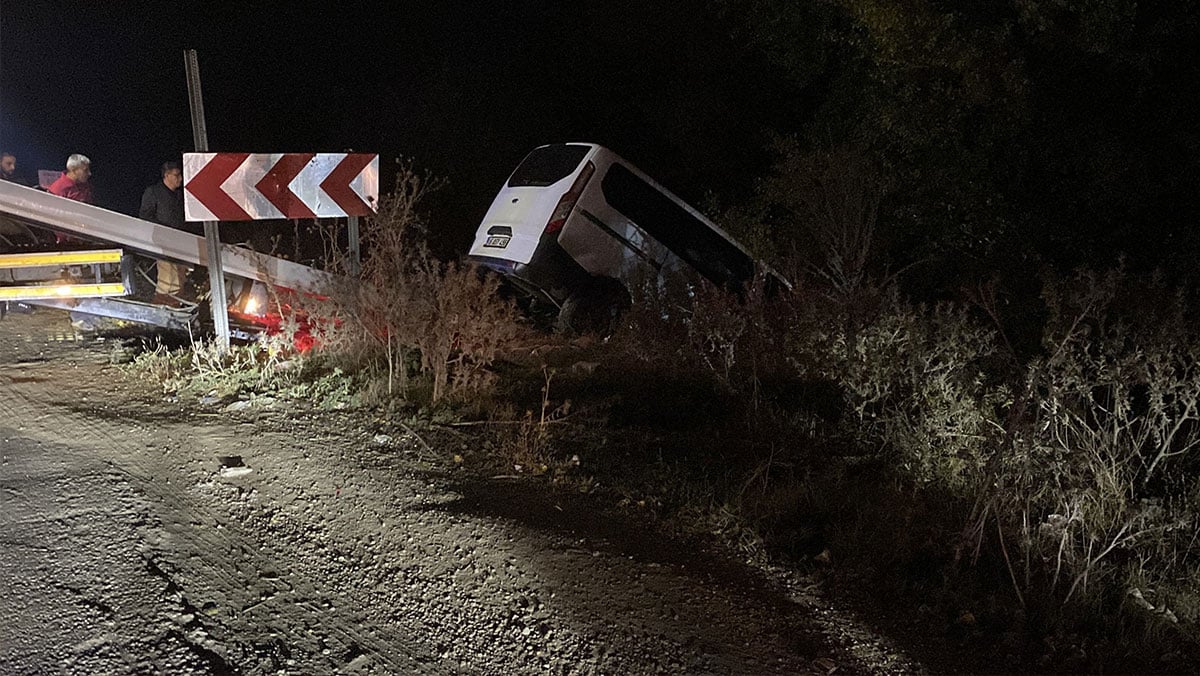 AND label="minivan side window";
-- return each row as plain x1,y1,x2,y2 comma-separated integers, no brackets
601,163,755,290
508,145,591,188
